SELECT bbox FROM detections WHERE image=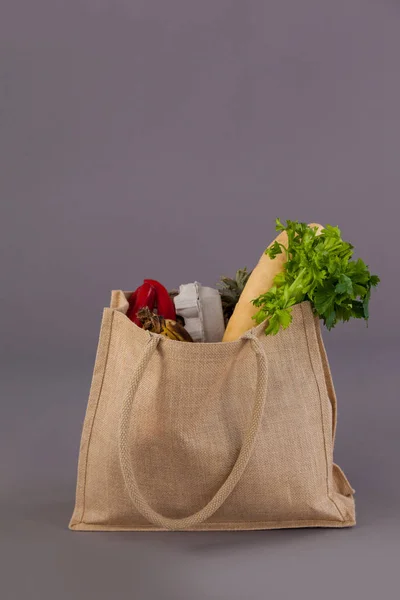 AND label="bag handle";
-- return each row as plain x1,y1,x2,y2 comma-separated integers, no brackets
119,331,268,530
